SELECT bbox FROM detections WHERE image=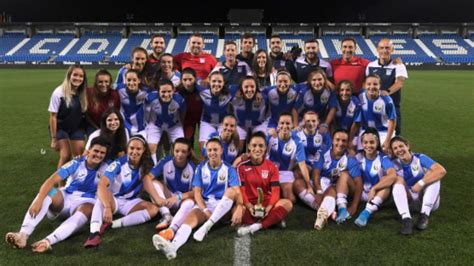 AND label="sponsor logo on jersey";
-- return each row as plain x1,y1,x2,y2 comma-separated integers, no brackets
261,170,269,179
386,69,393,76
411,164,419,172
219,95,226,103
374,103,383,113
219,173,226,181
314,135,322,145
168,104,177,113
284,143,293,153
183,170,190,180
199,58,205,64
